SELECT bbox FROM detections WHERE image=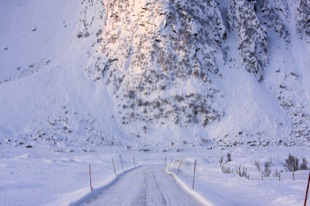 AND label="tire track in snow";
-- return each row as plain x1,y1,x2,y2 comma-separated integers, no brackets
80,164,204,206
